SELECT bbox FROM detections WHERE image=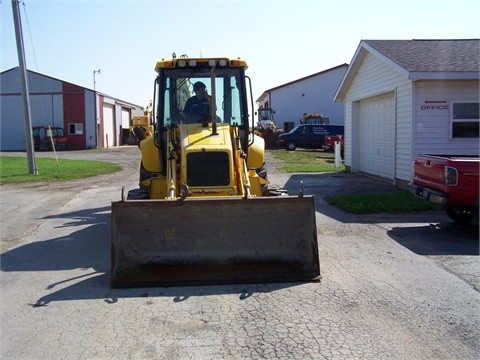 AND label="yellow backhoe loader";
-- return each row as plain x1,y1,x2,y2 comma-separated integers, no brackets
111,56,320,287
